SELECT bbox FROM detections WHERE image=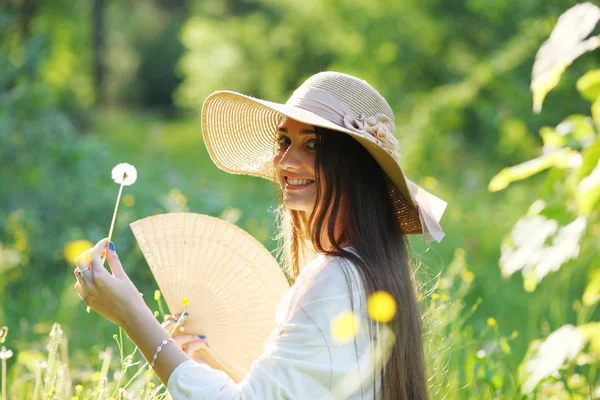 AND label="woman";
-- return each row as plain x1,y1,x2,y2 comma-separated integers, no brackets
74,72,446,399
